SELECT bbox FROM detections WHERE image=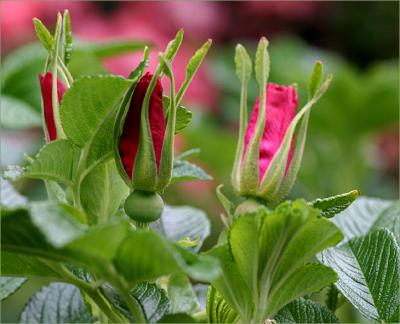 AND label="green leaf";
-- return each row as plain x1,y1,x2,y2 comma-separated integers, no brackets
216,184,235,219
1,252,62,280
24,139,81,185
75,40,147,58
311,190,360,218
207,286,239,323
80,160,129,225
1,95,42,129
0,277,27,300
254,37,269,86
32,18,54,51
152,205,210,252
266,263,338,317
229,214,259,298
162,96,192,134
158,313,197,323
274,298,339,323
172,159,212,183
164,29,184,63
320,229,400,322
168,275,201,314
206,245,253,322
0,179,27,208
19,283,93,323
330,196,399,242
102,282,171,323
307,61,324,98
234,44,252,84
114,231,221,284
60,75,133,147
